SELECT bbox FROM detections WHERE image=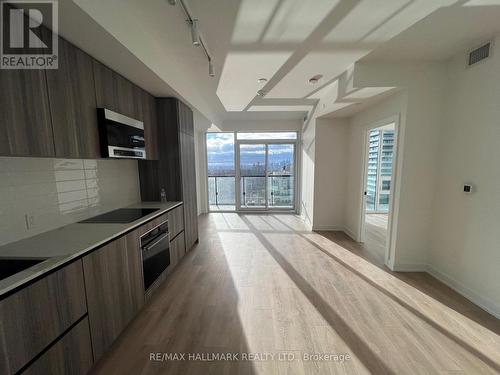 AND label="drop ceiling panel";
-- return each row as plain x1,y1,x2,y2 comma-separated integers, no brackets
216,52,293,111
266,51,368,99
341,87,396,101
248,105,312,112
